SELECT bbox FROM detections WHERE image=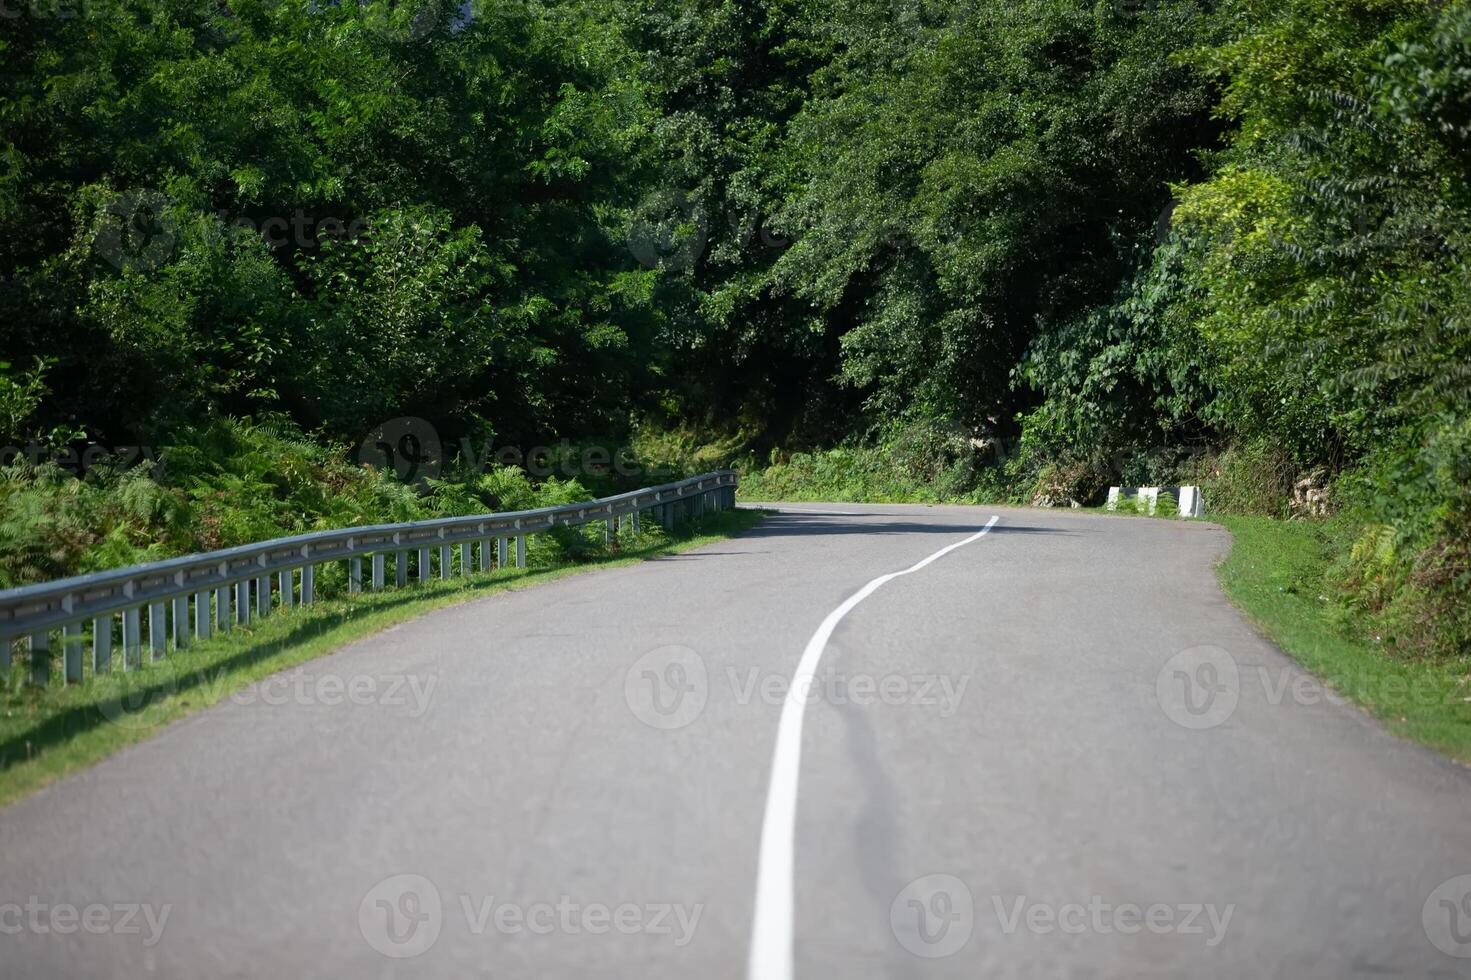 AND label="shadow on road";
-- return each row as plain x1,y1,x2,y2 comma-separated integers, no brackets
734,512,1078,538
